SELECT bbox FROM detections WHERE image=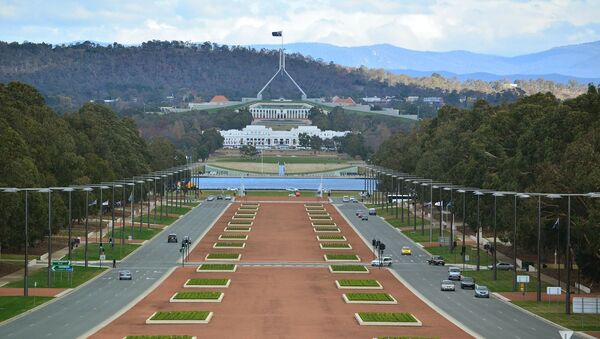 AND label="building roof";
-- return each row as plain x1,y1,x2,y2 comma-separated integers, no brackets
210,95,229,103
333,97,356,105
